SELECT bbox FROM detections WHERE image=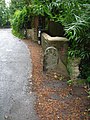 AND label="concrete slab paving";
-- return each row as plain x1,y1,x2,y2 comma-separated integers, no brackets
0,29,39,120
